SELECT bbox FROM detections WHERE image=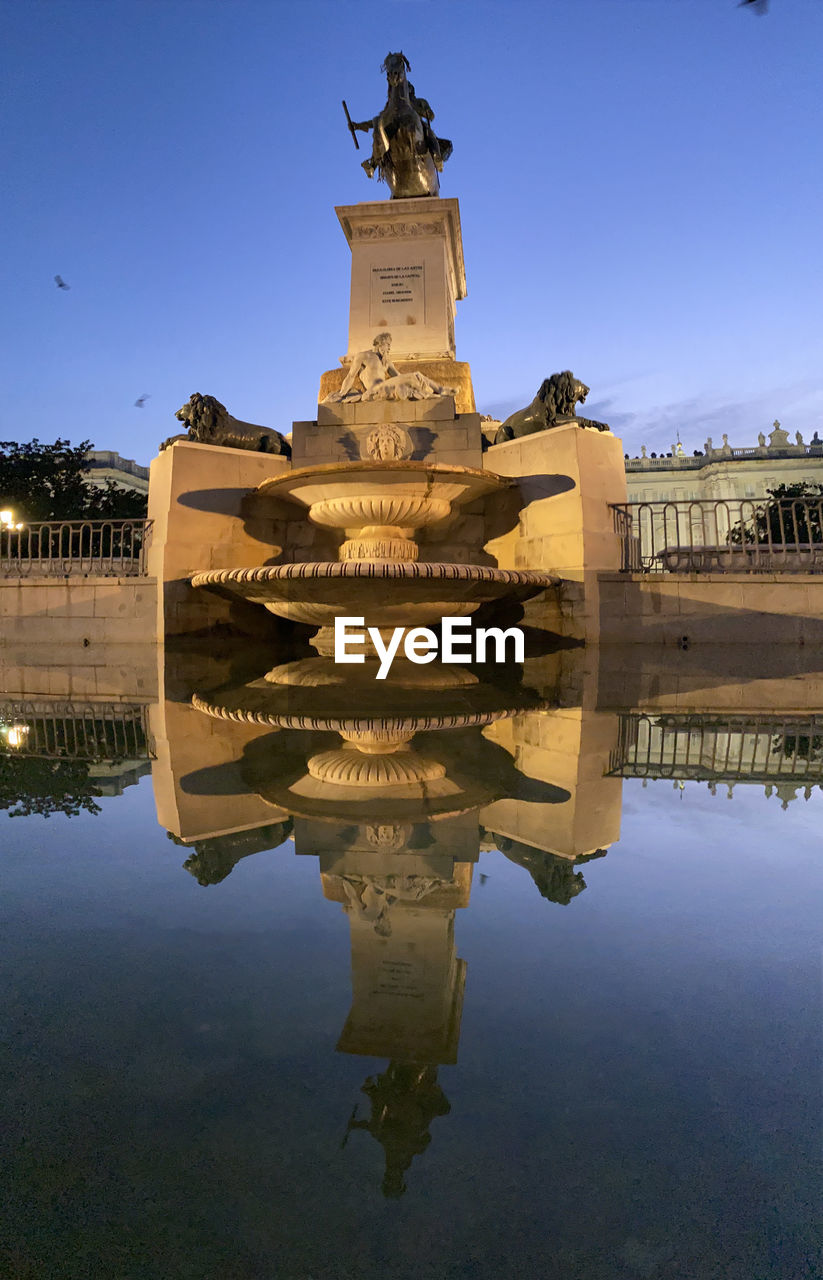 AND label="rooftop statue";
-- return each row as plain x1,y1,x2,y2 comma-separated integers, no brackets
161,393,291,457
493,372,610,444
343,52,452,199
323,332,456,404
